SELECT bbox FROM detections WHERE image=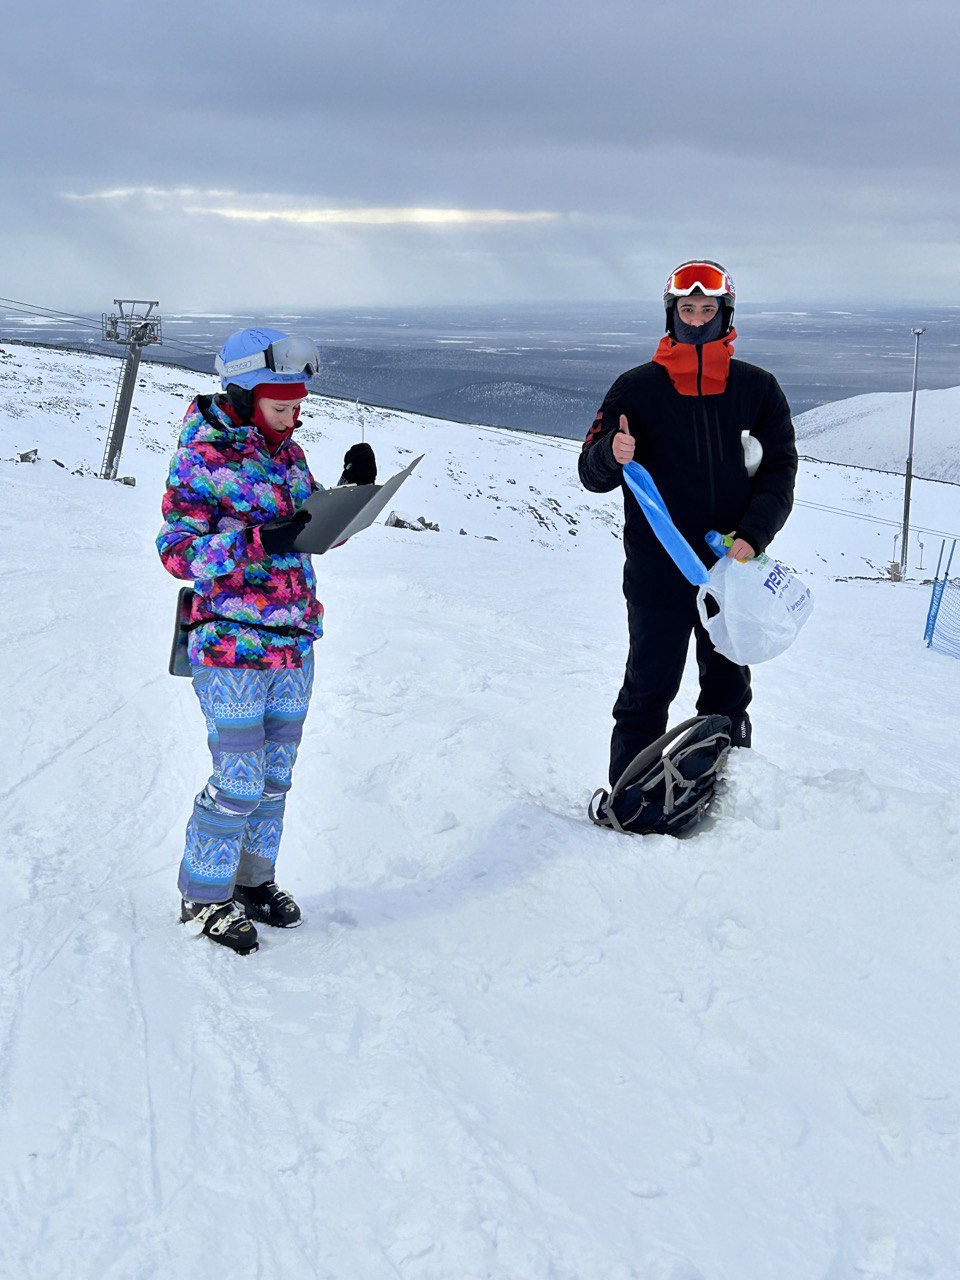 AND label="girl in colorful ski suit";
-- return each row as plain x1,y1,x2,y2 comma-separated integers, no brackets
157,326,375,954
